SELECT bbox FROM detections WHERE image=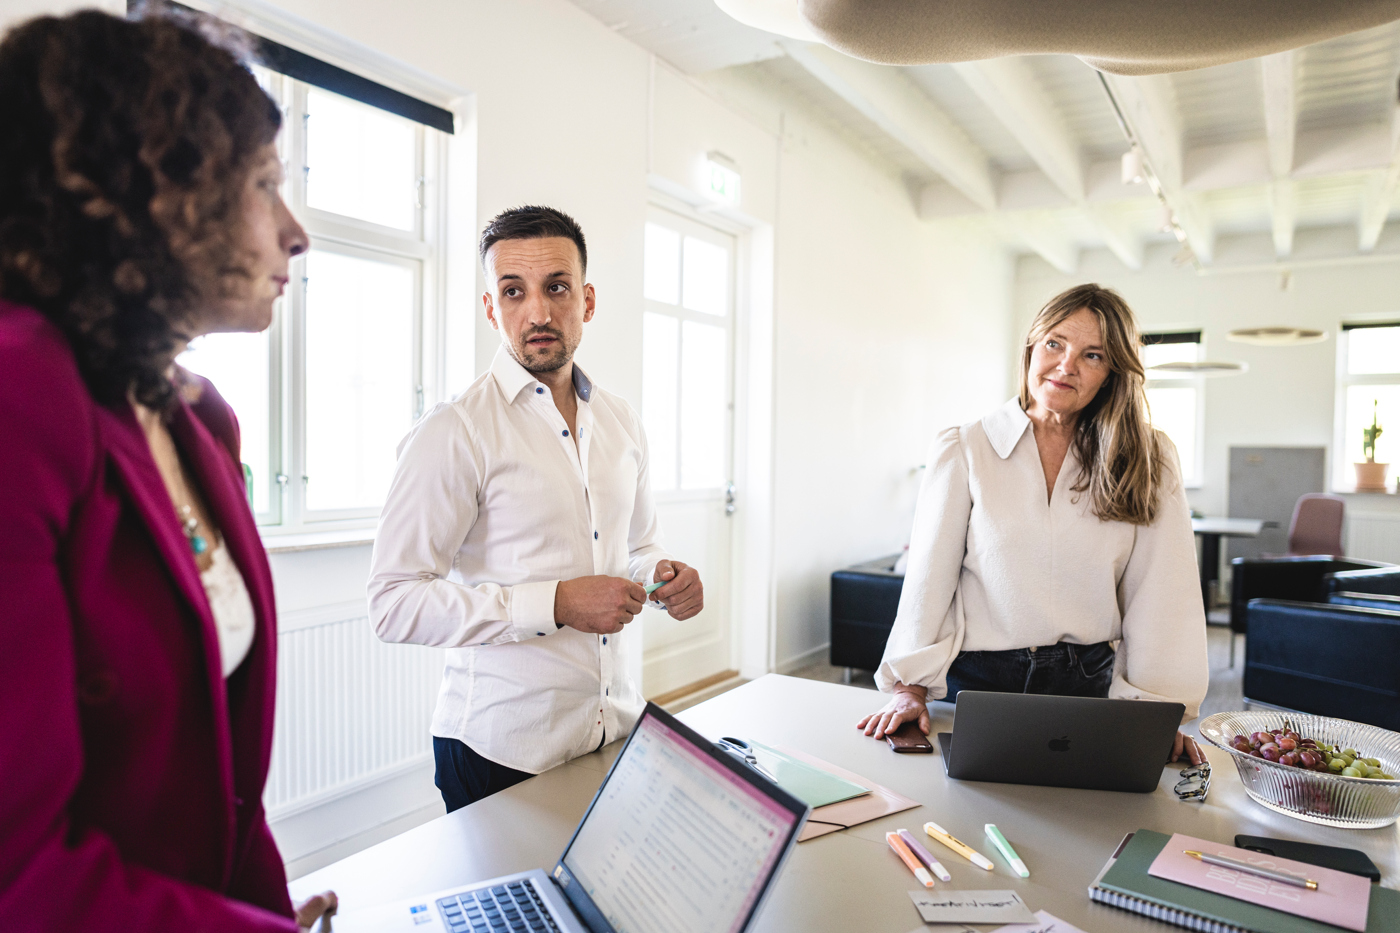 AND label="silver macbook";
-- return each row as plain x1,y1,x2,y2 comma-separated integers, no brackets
936,691,1184,794
334,703,810,933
